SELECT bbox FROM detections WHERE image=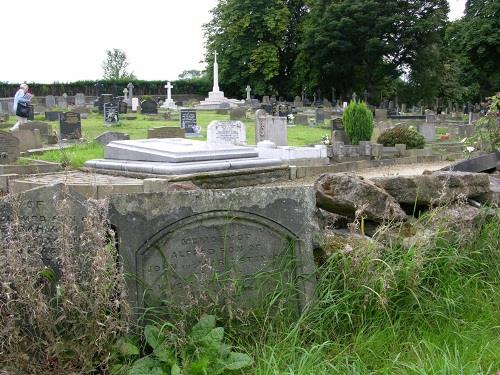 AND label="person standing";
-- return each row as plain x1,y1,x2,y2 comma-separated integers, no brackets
10,83,33,131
